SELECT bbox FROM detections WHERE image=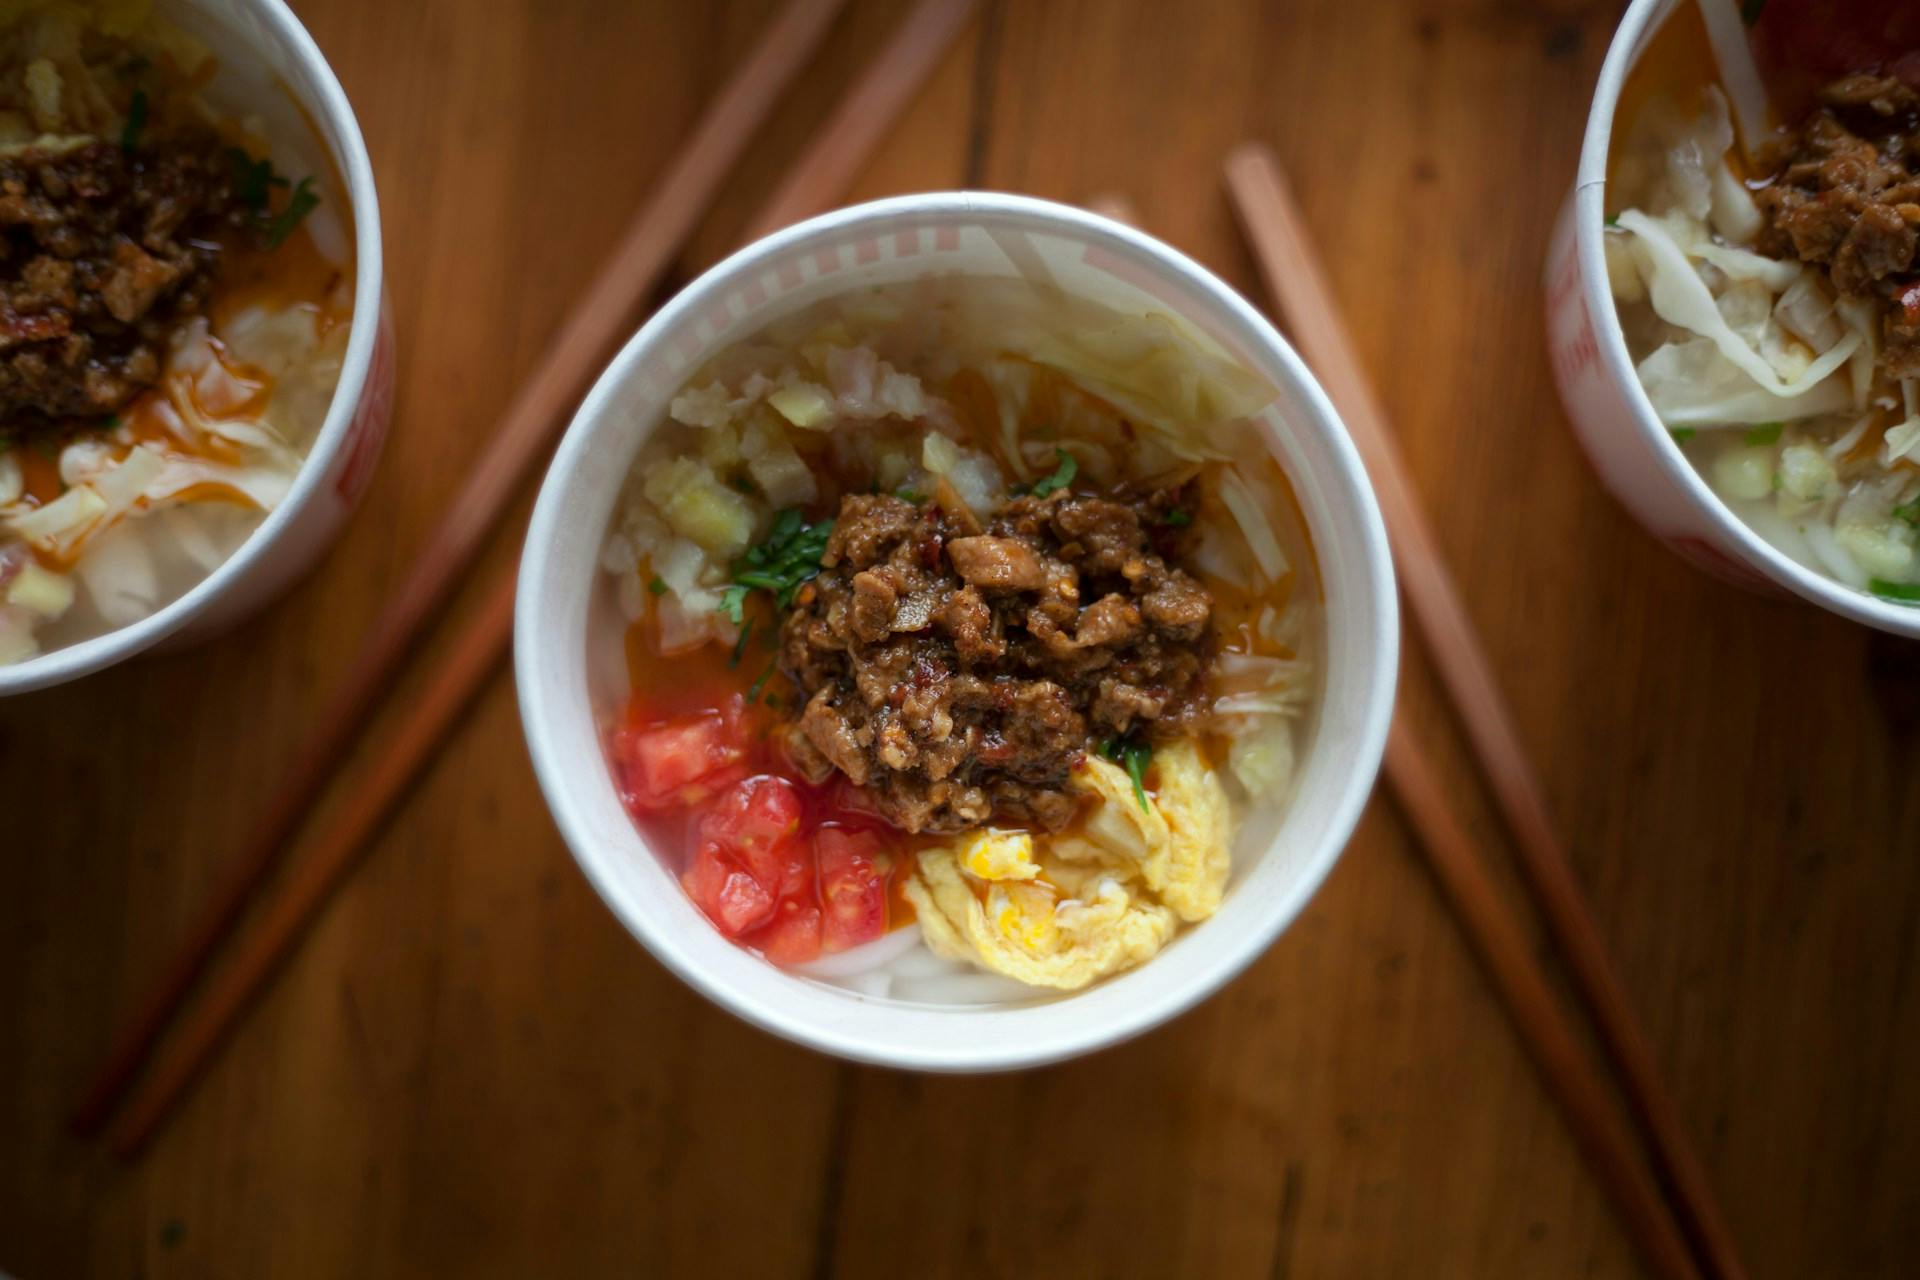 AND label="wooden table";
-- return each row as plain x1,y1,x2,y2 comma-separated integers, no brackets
5,1,1918,1275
